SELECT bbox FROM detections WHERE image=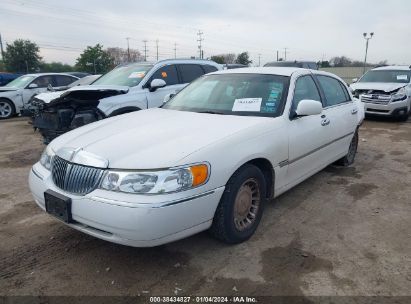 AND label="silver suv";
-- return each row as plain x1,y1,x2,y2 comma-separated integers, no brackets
350,66,411,121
